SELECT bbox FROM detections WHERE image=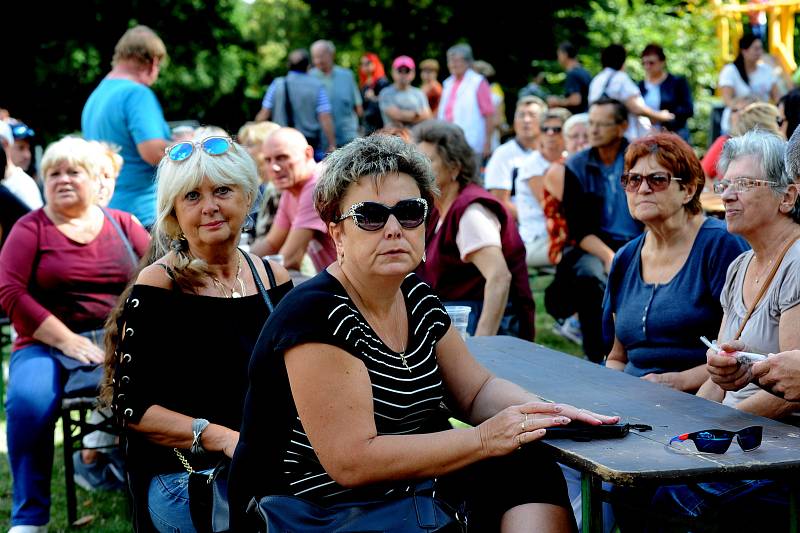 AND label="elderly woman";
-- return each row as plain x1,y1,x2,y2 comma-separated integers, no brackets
102,134,292,532
603,133,748,389
516,109,570,267
413,120,535,339
0,137,150,532
229,134,619,532
647,129,800,533
695,129,800,416
237,120,281,238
